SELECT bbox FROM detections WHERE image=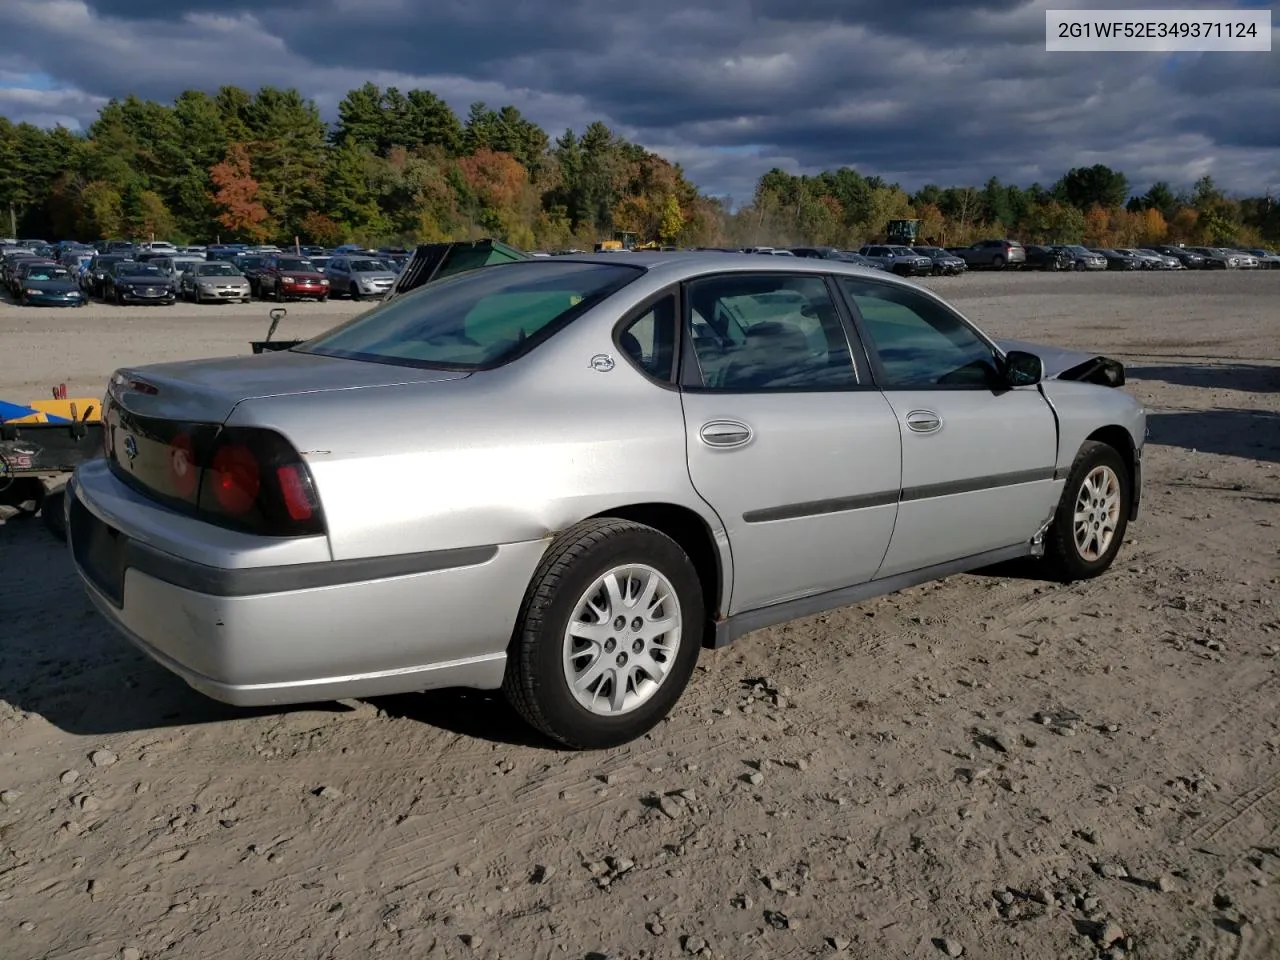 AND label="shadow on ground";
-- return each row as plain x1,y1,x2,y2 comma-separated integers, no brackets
1128,362,1280,394
1147,408,1280,464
